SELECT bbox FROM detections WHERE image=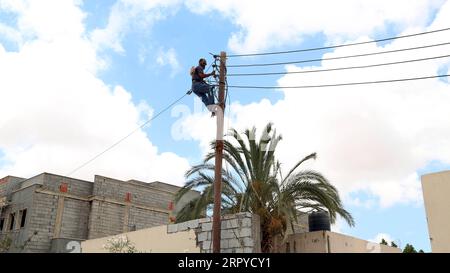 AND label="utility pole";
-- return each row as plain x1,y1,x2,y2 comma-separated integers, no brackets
212,51,227,253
